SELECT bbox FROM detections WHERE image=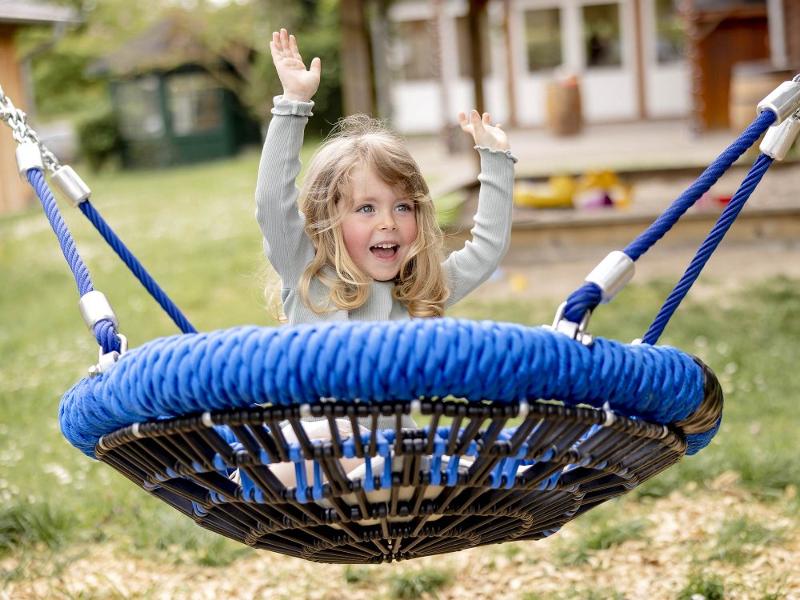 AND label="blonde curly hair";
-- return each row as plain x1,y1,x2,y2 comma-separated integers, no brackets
297,115,449,318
